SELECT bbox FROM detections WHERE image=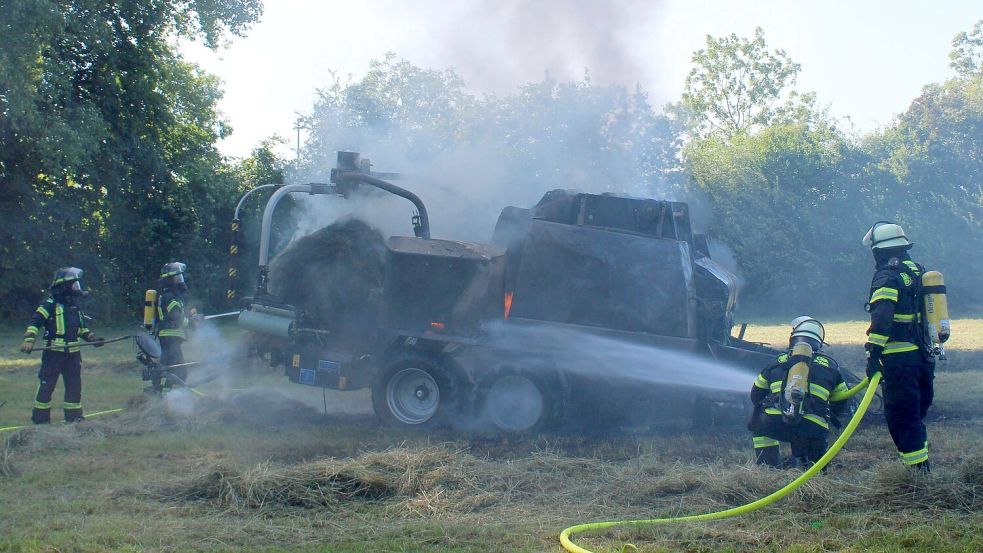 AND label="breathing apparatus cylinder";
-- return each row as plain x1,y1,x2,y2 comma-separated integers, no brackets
143,289,159,330
921,270,950,358
782,342,813,423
